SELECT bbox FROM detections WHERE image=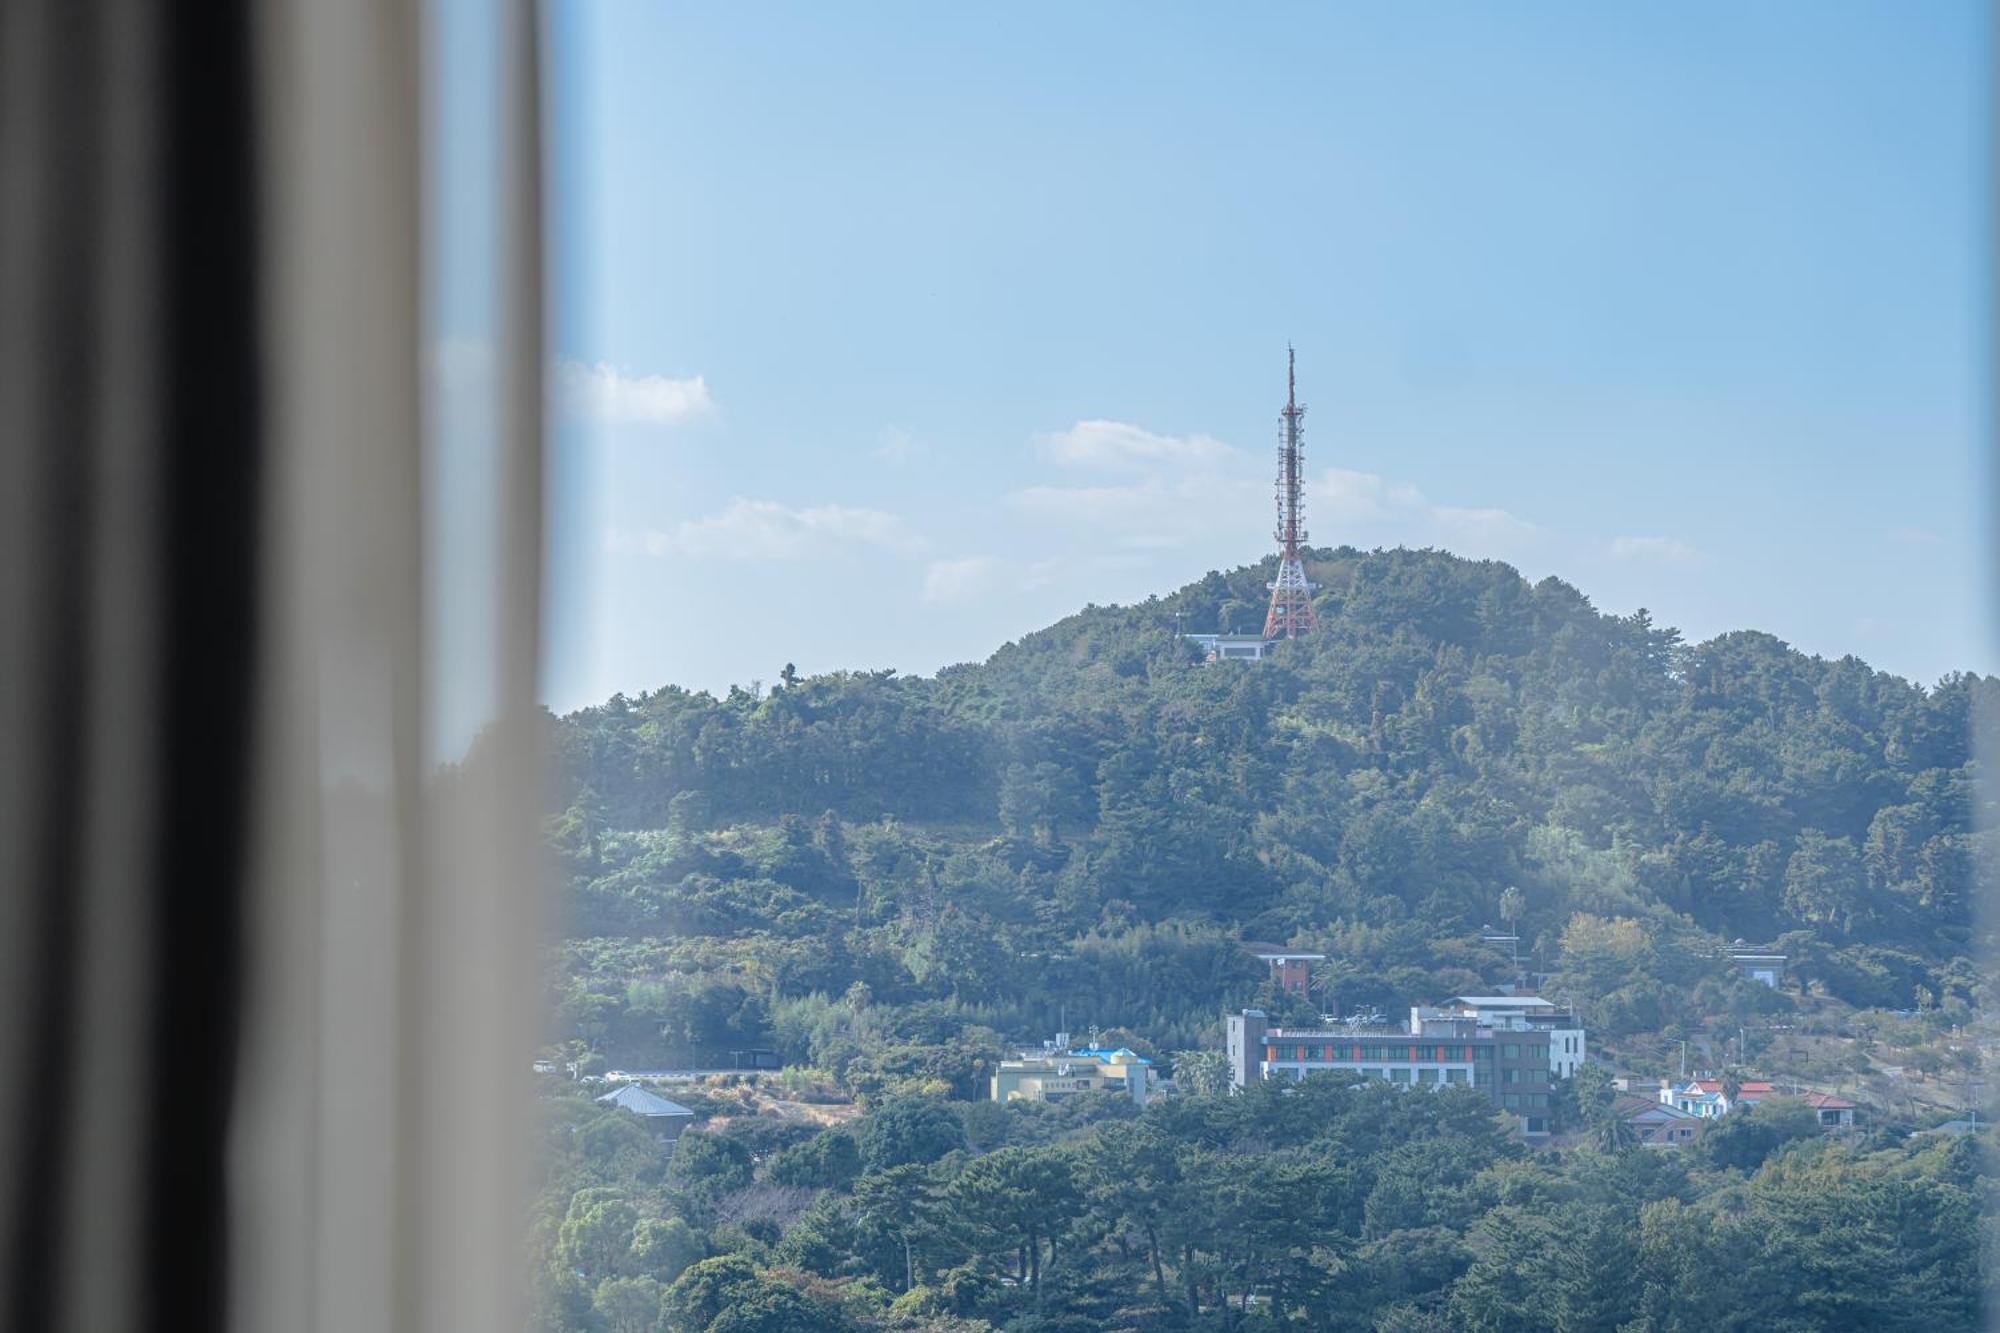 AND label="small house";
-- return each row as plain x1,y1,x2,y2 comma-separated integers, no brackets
1803,1091,1858,1129
1614,1095,1705,1147
597,1083,696,1149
